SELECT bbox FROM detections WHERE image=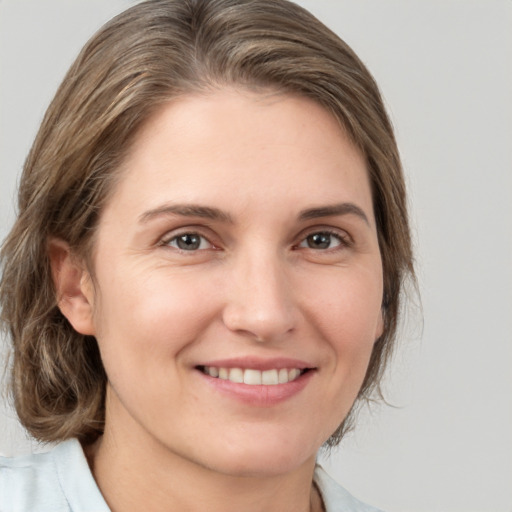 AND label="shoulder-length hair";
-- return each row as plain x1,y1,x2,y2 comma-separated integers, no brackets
0,0,414,446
